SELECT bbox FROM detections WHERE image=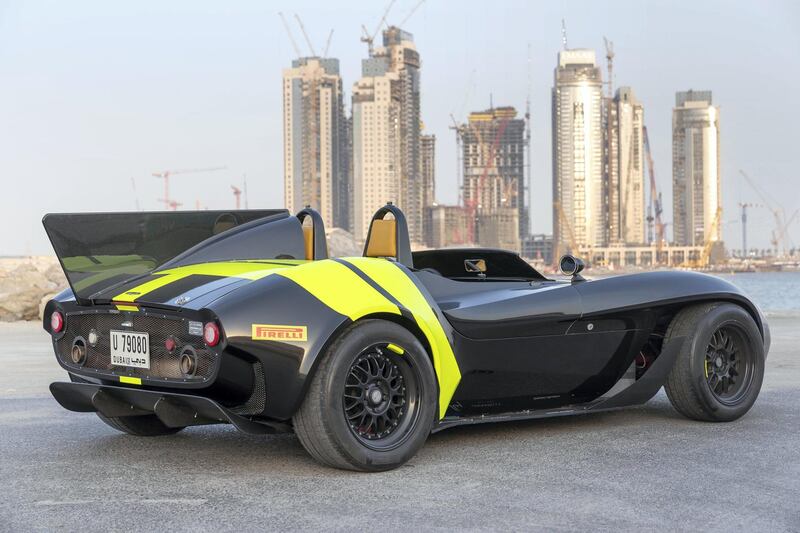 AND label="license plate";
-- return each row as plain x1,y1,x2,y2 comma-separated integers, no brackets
110,330,150,369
